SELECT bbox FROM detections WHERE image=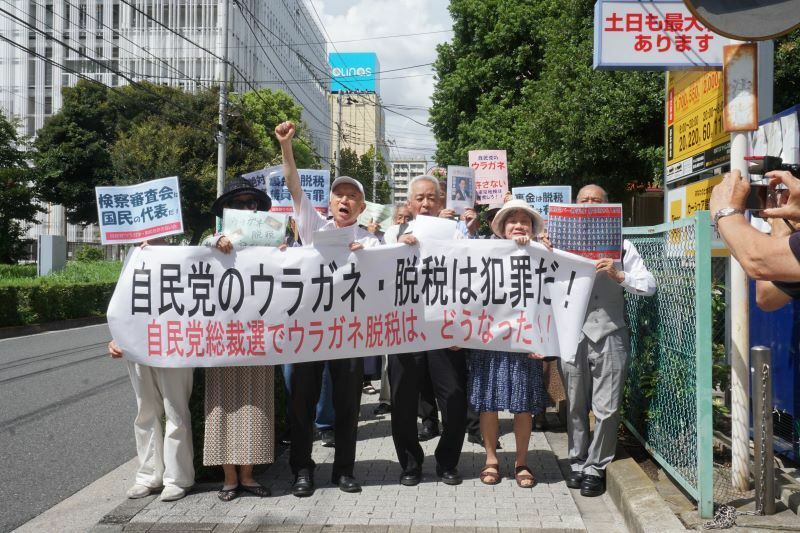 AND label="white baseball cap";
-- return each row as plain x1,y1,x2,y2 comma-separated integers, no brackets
331,175,365,197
